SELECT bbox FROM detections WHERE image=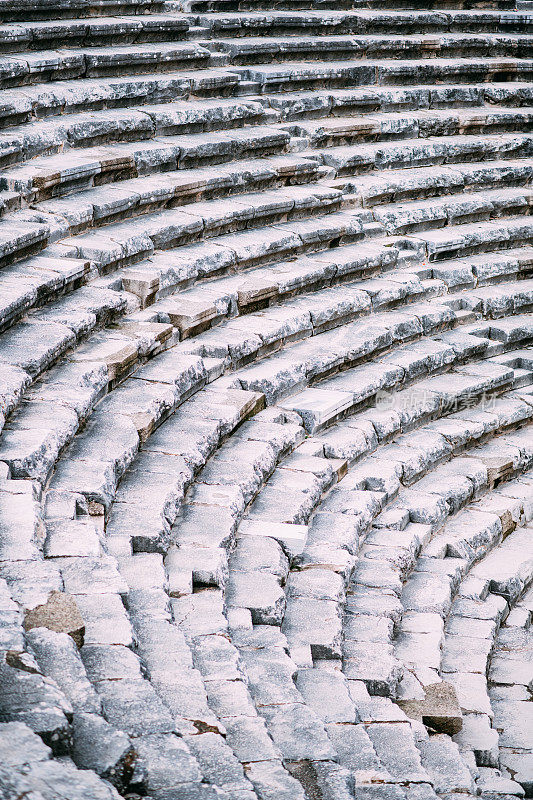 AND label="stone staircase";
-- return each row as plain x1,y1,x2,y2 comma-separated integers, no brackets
0,1,532,799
